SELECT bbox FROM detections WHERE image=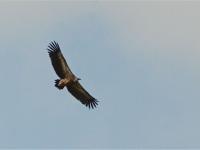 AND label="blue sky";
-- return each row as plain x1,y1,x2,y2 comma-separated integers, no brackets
1,1,200,148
